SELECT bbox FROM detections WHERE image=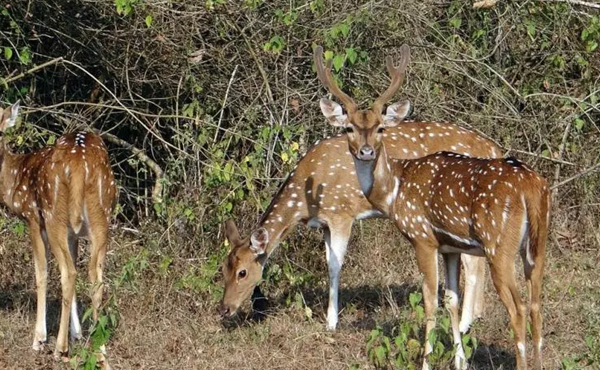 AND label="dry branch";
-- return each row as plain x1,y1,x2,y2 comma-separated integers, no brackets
540,0,600,9
551,161,600,190
2,57,63,85
100,131,165,205
214,64,239,143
